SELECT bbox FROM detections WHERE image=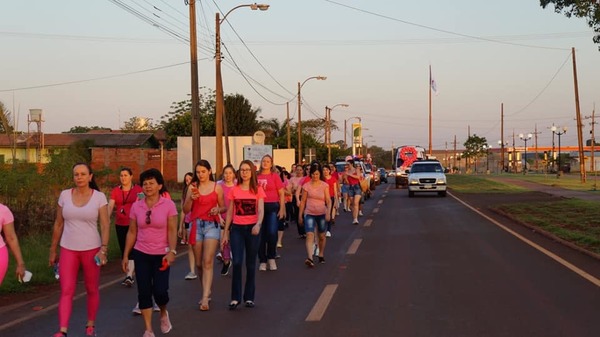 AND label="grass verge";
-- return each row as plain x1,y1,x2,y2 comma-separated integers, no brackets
447,174,527,193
